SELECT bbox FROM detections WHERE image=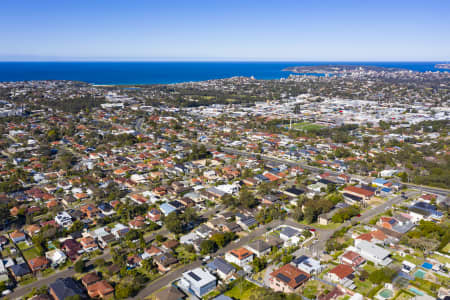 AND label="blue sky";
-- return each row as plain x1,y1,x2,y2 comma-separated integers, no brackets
0,0,449,61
